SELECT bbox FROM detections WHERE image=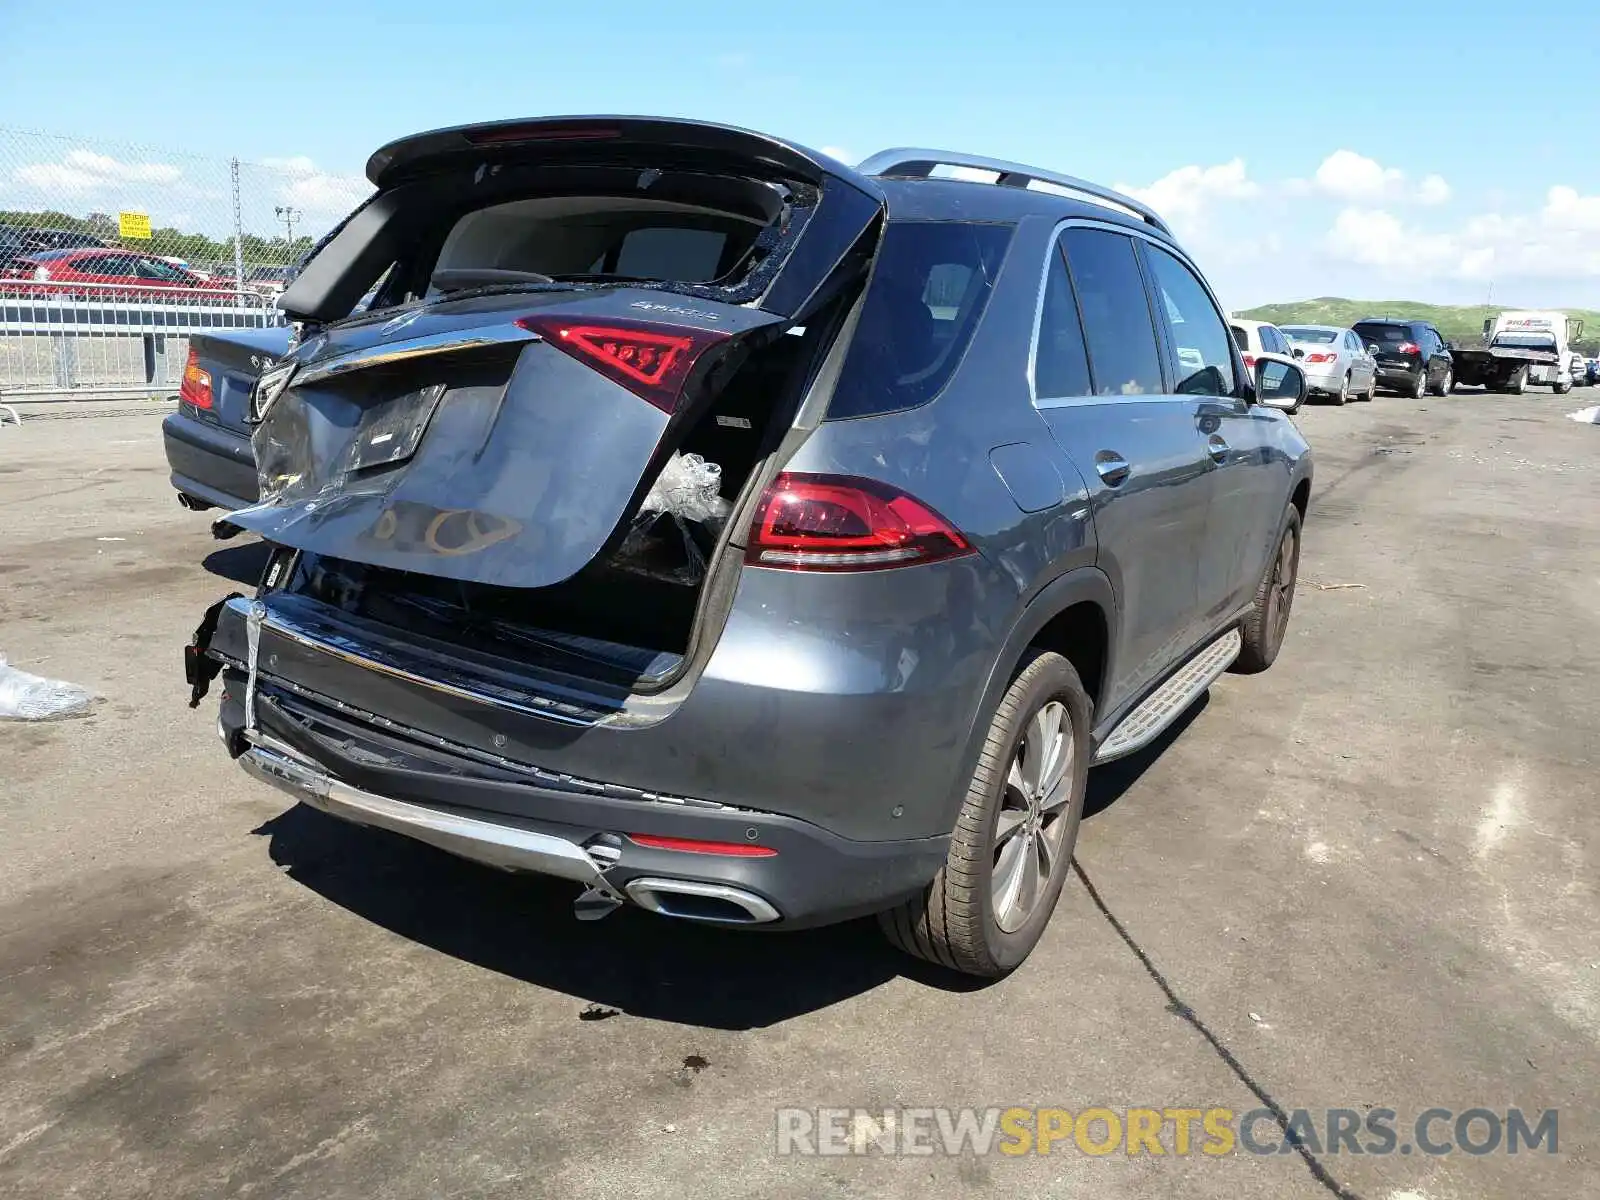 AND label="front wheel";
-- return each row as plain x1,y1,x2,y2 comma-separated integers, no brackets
1555,381,1572,395
1233,505,1302,675
880,650,1090,978
1508,365,1528,395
